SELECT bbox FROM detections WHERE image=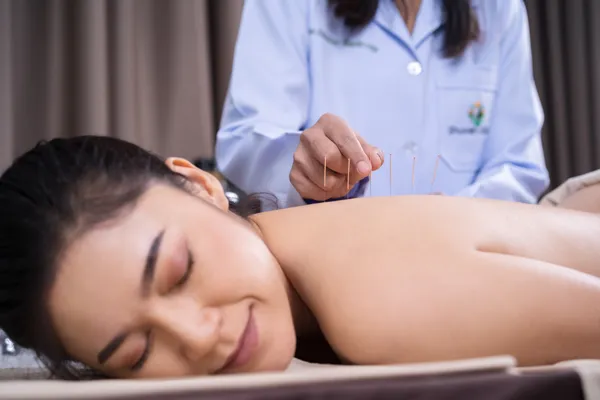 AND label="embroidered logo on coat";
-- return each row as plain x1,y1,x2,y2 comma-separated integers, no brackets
448,101,489,135
468,101,485,127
